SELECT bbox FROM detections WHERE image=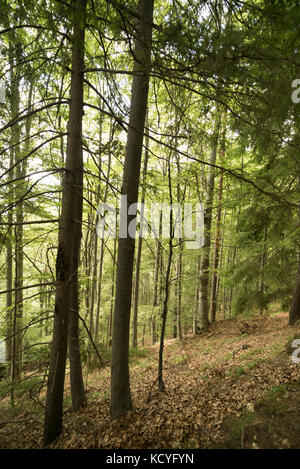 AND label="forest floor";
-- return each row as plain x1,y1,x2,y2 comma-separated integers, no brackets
1,312,300,449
